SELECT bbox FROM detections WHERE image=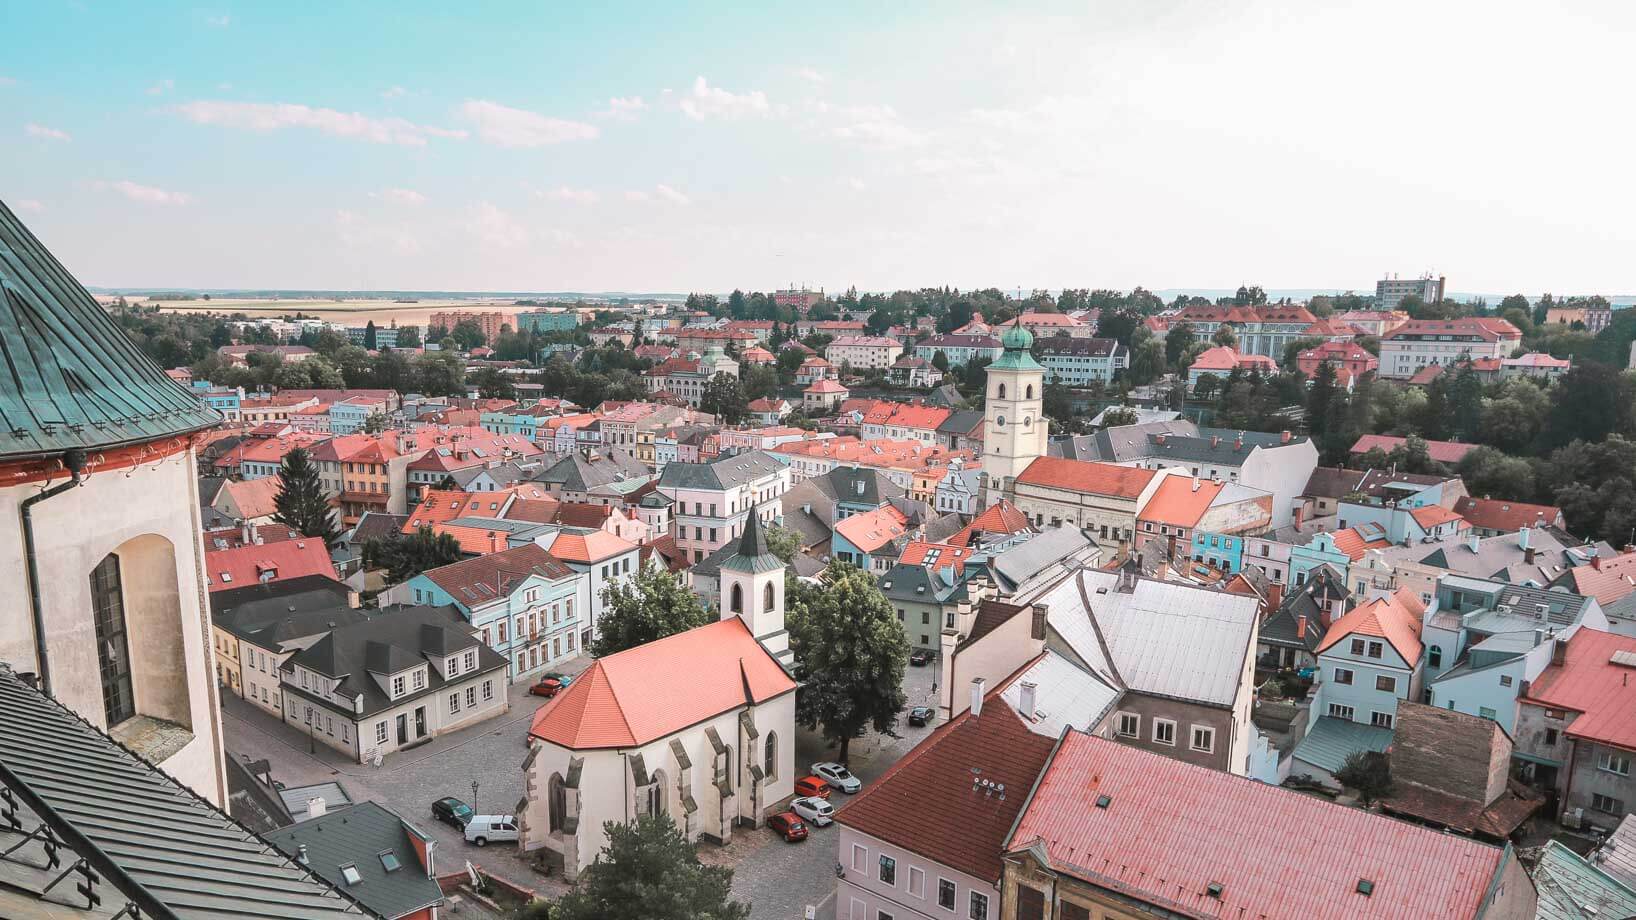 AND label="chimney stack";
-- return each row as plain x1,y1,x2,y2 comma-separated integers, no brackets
1551,638,1567,667
1019,680,1038,717
1534,628,1545,647
1296,614,1308,638
970,678,986,717
297,844,309,865
1281,430,1292,444
1192,475,1201,492
1518,526,1531,552
1211,435,1220,448
307,796,326,818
